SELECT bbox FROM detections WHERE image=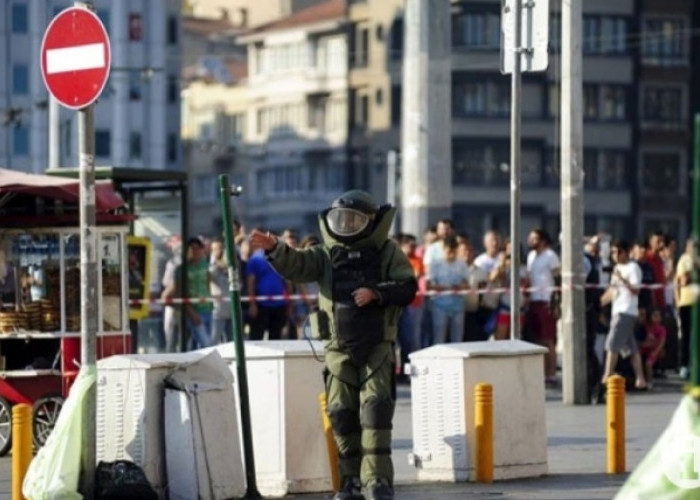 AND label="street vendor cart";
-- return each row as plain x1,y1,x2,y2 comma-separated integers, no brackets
0,168,132,455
